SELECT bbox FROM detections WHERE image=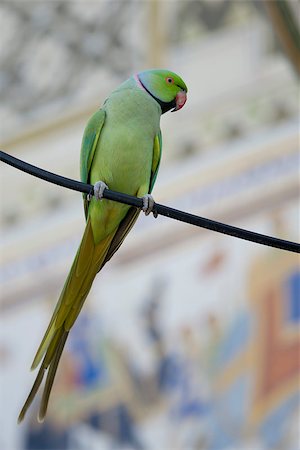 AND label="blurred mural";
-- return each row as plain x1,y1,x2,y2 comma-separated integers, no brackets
0,1,299,450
